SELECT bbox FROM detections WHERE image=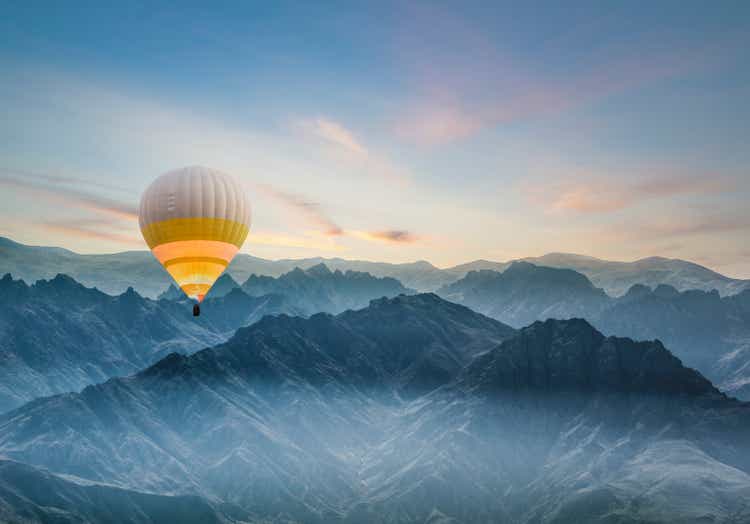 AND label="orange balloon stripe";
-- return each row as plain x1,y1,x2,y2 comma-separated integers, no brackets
151,240,239,265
